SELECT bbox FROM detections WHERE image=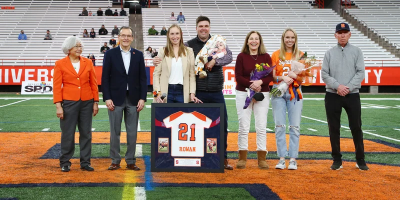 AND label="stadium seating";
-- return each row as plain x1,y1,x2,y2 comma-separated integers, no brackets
0,0,129,66
347,0,400,47
143,0,398,67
